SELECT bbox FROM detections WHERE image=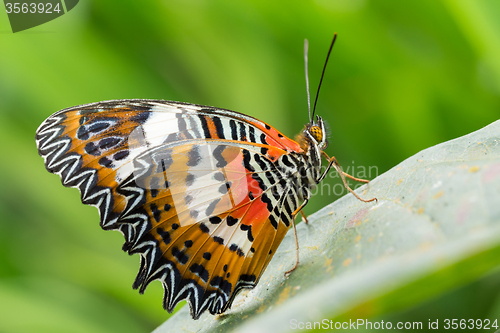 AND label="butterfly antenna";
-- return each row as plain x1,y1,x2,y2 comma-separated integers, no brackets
304,39,312,123
311,33,338,121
